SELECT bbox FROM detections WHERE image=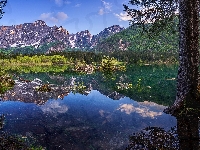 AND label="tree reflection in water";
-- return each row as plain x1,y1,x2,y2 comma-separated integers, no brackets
126,126,179,149
1,75,198,149
126,104,200,149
